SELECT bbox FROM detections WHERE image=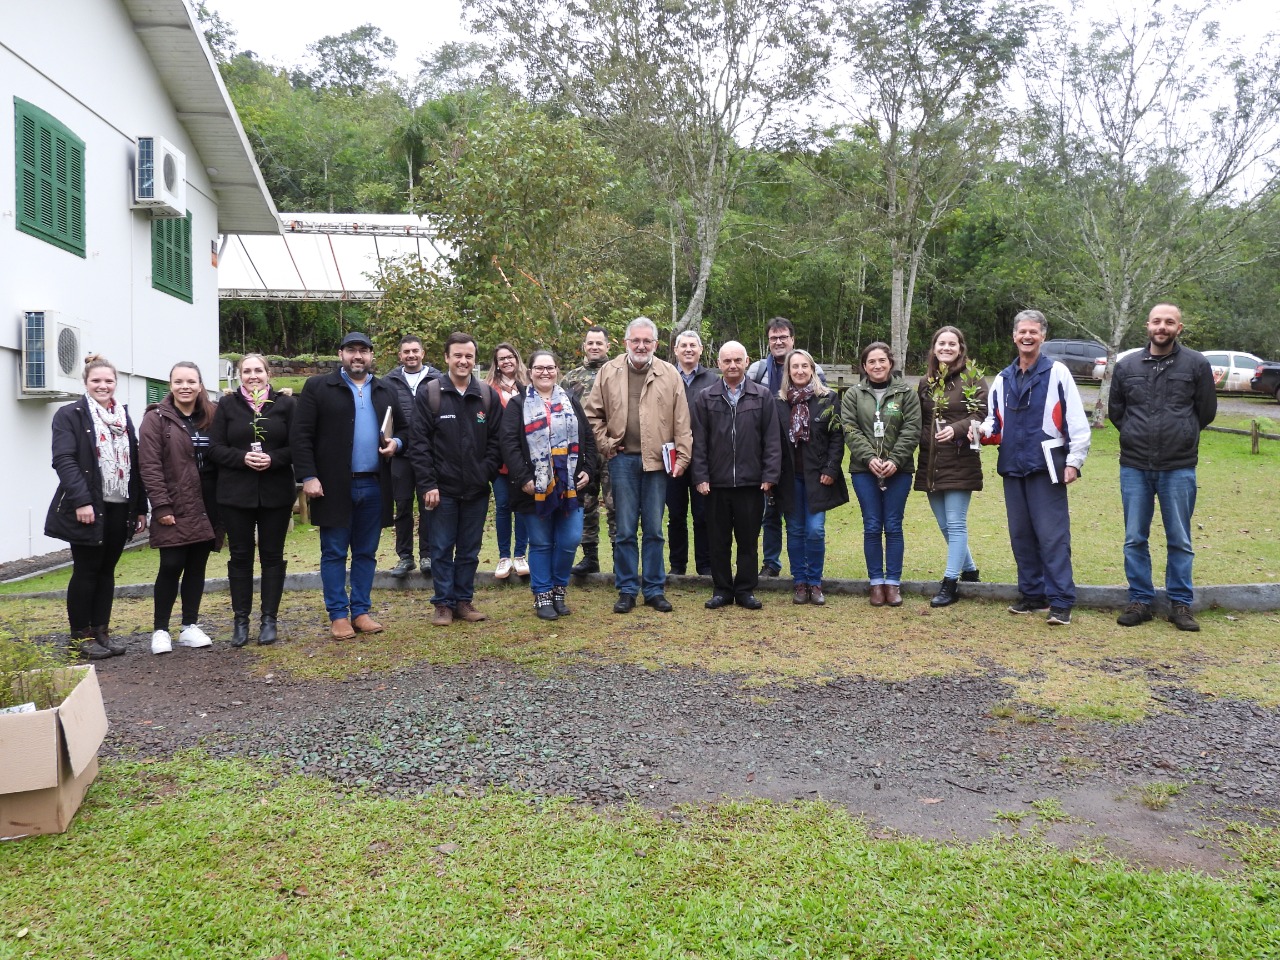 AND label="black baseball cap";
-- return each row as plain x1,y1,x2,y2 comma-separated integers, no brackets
339,331,373,349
